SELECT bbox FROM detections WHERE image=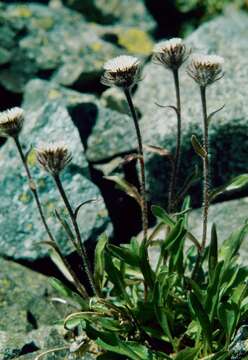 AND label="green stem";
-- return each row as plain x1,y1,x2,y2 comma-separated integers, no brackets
53,174,98,296
14,137,87,298
200,86,209,251
124,88,148,243
168,68,182,213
